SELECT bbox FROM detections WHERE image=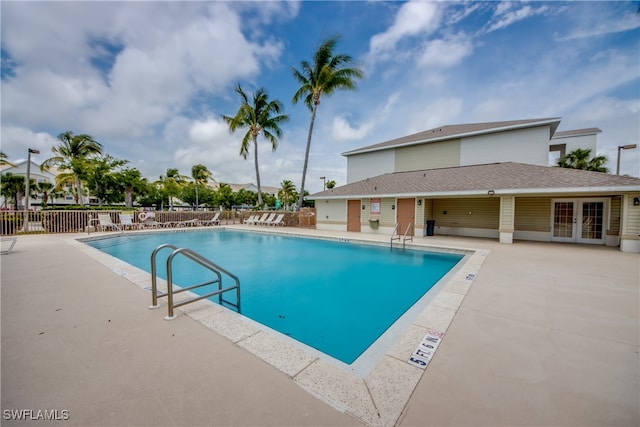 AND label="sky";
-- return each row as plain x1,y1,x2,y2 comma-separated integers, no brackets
1,1,639,194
